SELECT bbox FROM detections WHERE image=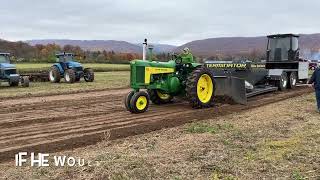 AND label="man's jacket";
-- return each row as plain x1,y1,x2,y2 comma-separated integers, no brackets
310,68,320,90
